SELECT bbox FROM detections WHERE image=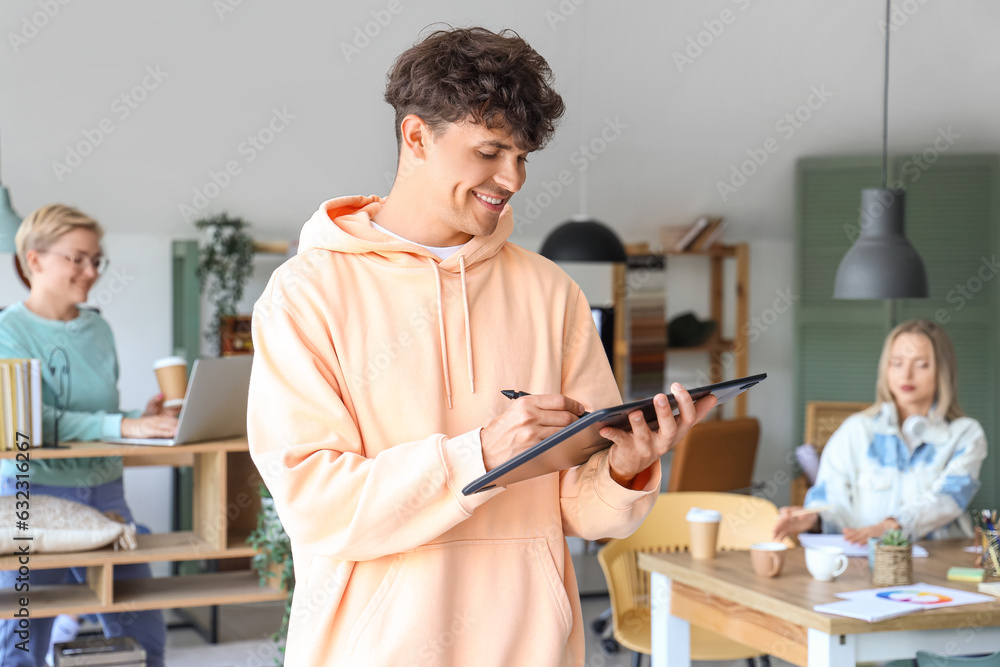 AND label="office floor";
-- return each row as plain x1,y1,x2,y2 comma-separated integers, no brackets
152,553,797,667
